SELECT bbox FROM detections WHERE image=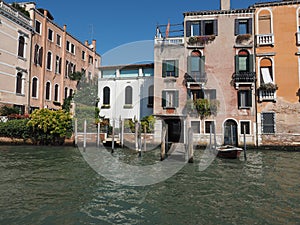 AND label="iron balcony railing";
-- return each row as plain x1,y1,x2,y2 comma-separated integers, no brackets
185,72,207,84
233,72,256,83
